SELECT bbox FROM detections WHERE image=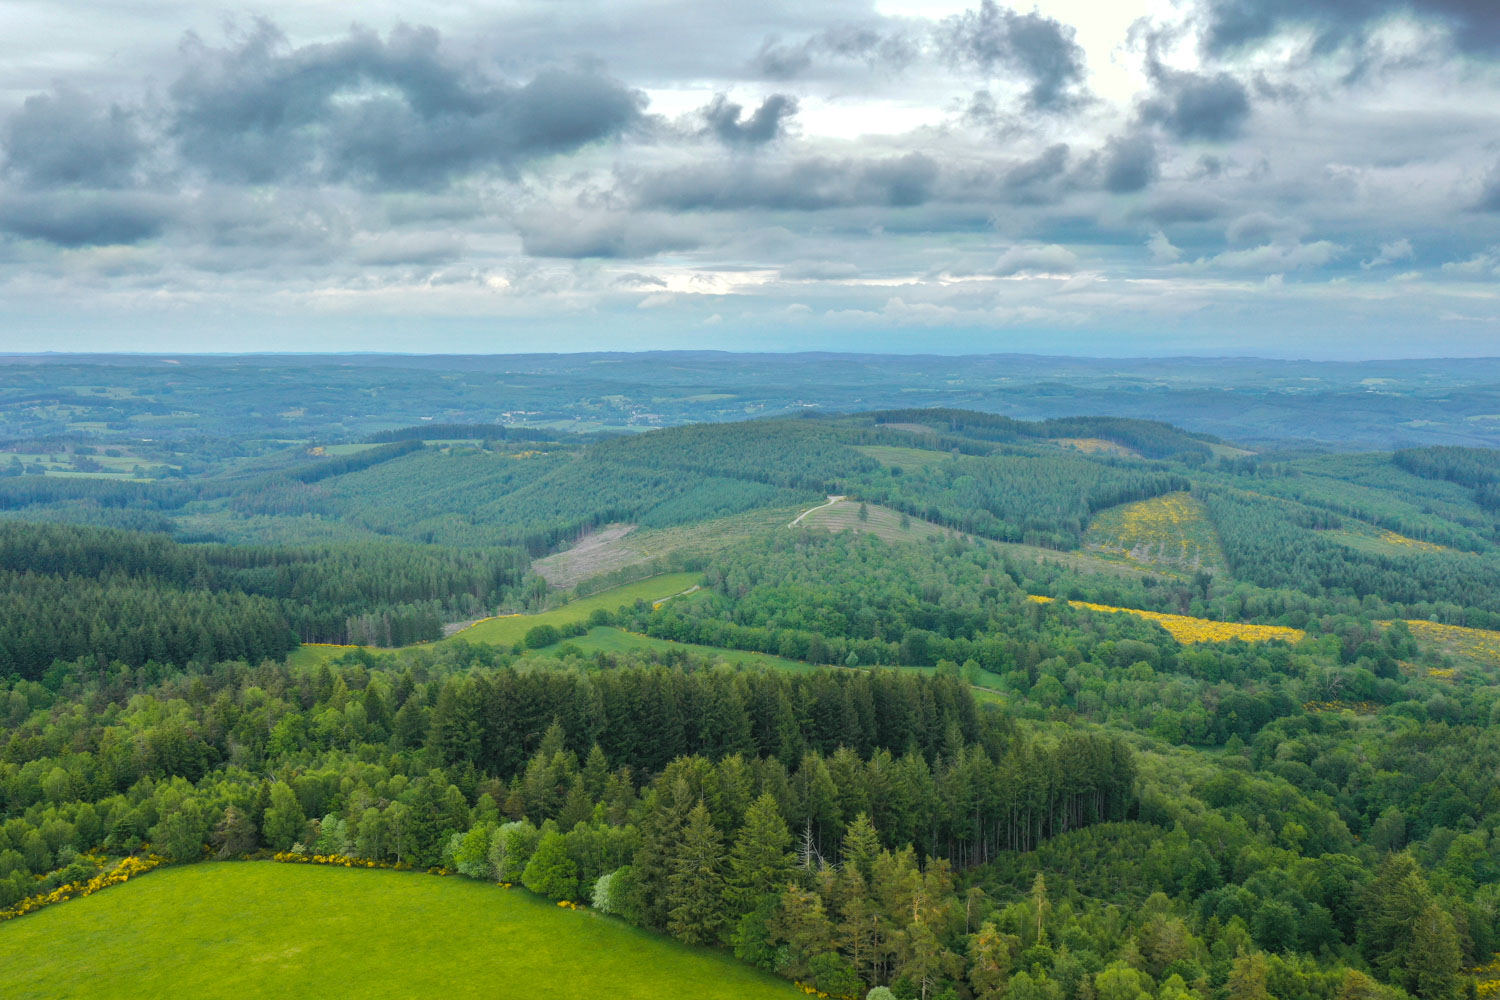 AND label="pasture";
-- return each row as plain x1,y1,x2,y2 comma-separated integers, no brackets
0,862,801,1000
